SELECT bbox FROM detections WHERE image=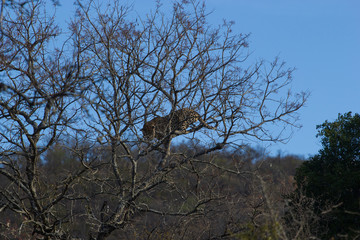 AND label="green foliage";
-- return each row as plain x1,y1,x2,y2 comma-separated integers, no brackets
294,112,360,238
317,112,360,160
